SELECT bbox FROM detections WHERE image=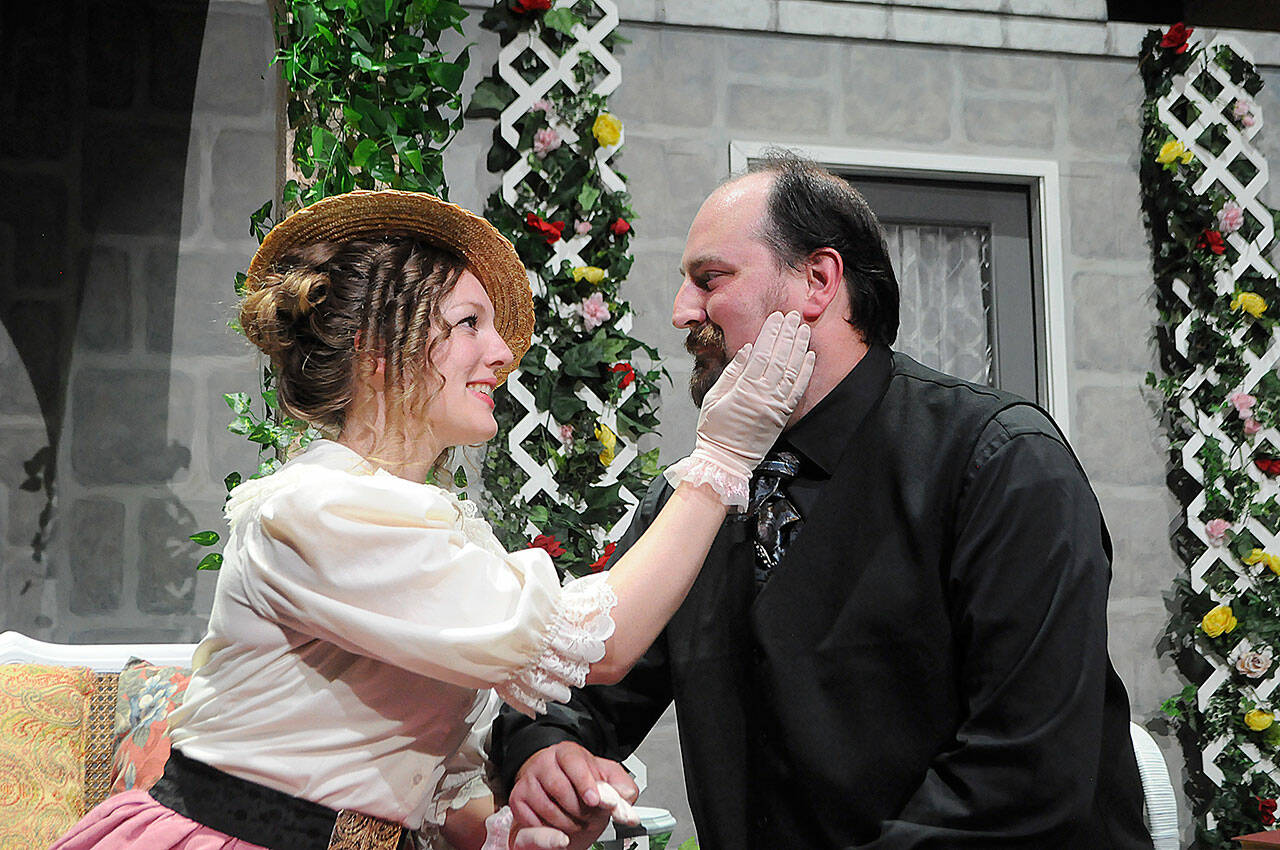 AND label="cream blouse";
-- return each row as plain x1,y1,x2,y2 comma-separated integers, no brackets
168,439,617,831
